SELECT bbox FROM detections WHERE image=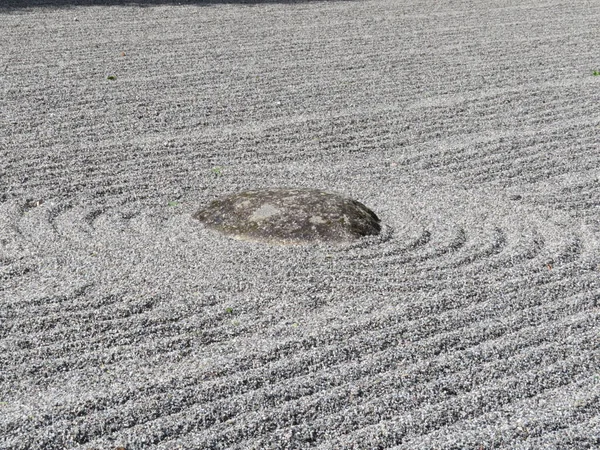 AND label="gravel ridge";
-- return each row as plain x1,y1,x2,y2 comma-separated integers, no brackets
1,1,599,449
